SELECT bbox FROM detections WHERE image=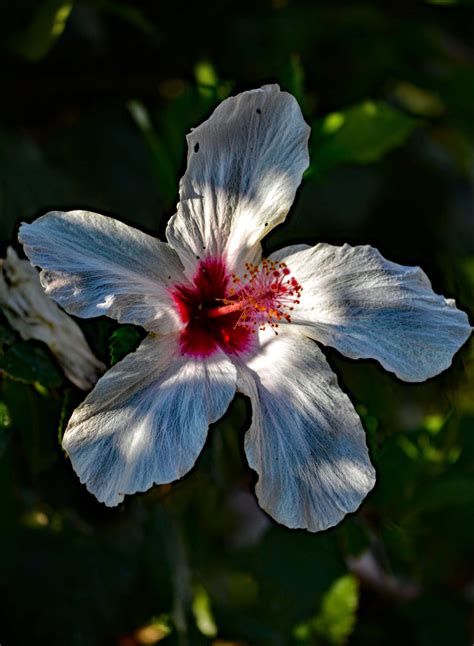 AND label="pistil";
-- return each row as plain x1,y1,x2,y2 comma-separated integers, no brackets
206,301,244,318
